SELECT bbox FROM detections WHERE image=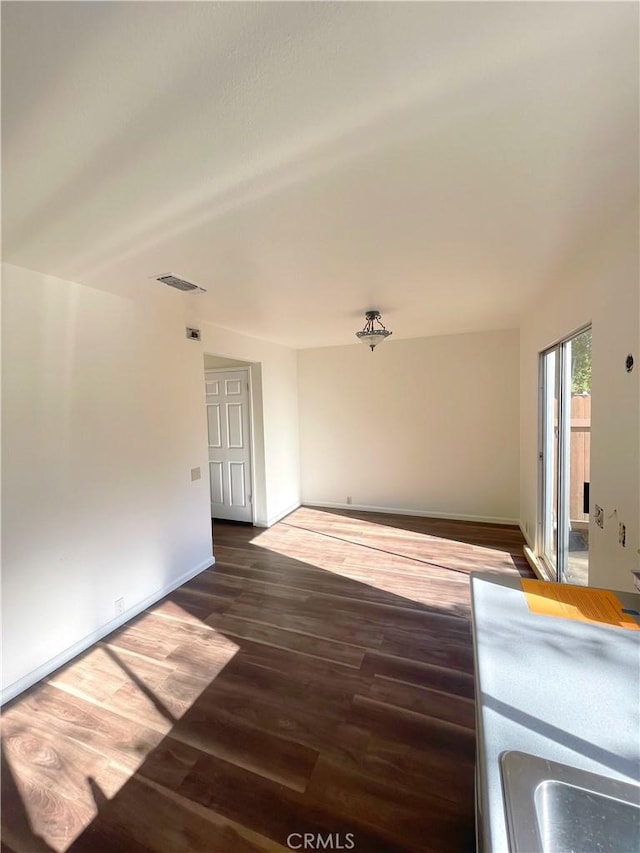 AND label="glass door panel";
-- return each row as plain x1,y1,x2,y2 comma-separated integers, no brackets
565,328,591,585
